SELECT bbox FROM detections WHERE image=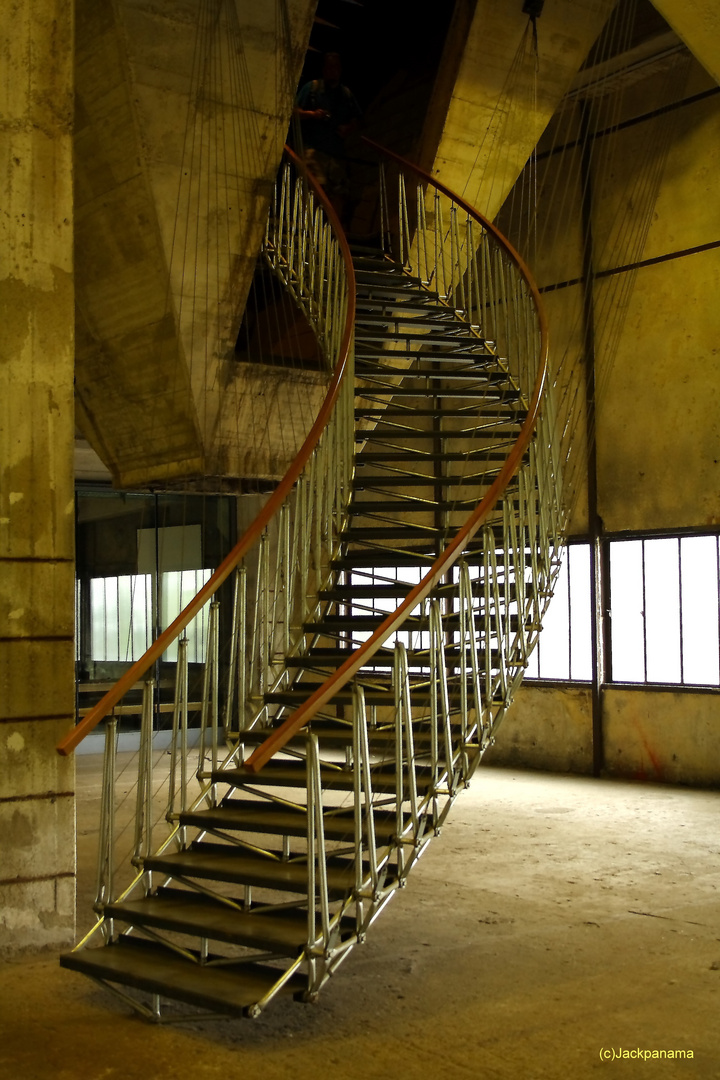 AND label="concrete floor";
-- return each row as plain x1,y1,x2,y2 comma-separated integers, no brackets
1,763,719,1079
